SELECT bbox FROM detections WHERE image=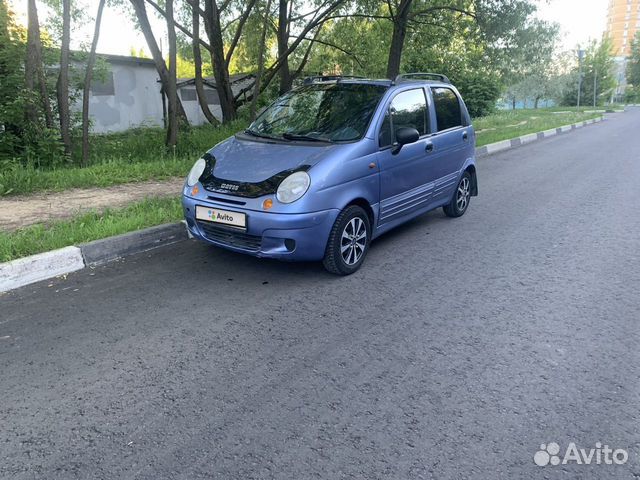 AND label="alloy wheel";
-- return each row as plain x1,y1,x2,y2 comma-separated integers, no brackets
457,177,470,212
340,217,367,265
